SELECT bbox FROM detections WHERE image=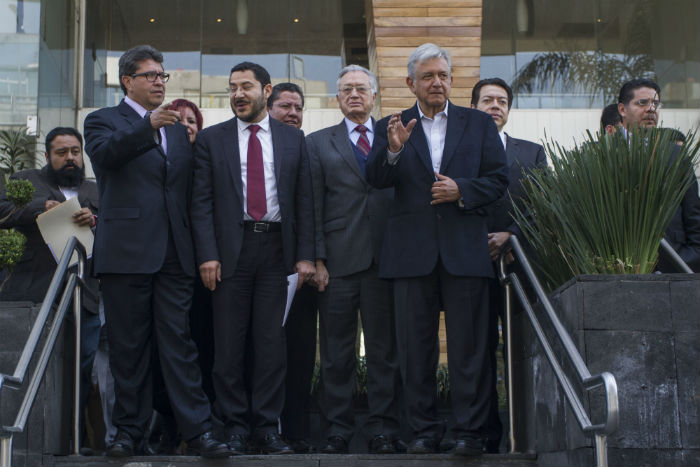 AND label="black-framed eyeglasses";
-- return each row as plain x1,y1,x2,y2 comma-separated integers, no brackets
131,71,170,83
632,98,662,110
